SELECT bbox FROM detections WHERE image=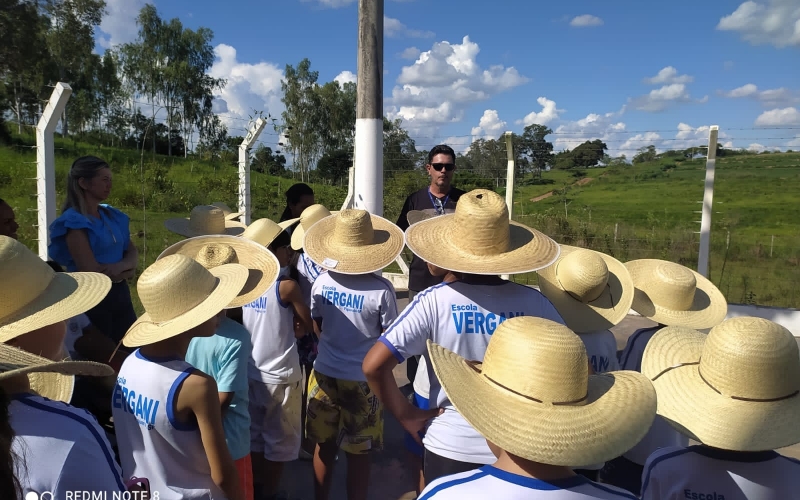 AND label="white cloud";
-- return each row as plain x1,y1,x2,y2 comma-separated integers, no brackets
386,36,528,136
96,0,145,49
786,135,800,148
643,66,694,85
517,97,564,126
334,70,357,85
302,0,356,8
717,0,800,48
399,47,421,60
569,15,604,27
384,16,434,38
471,110,507,142
720,84,800,107
673,123,731,150
629,83,693,112
754,107,800,126
551,110,627,154
748,143,767,152
208,44,284,129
